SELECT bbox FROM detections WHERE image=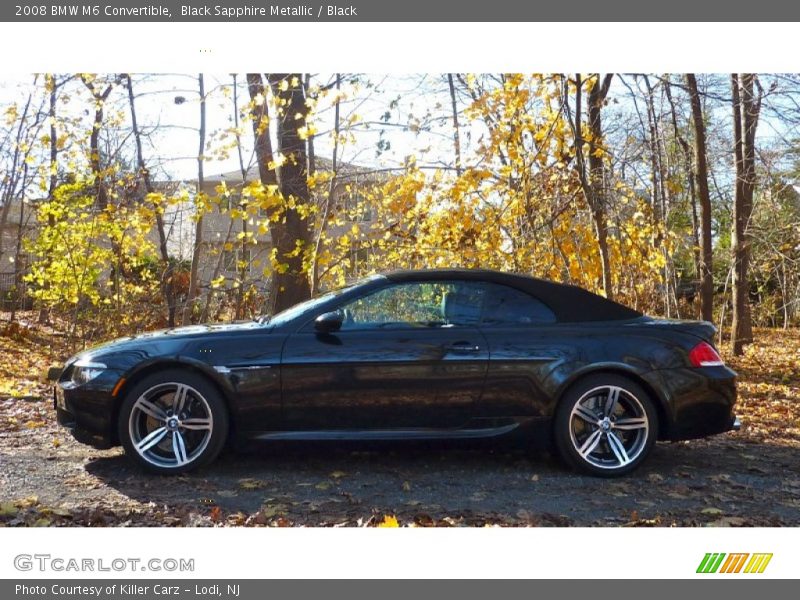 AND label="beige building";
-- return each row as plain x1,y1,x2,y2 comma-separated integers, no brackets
0,161,384,306
192,160,382,294
0,198,35,297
